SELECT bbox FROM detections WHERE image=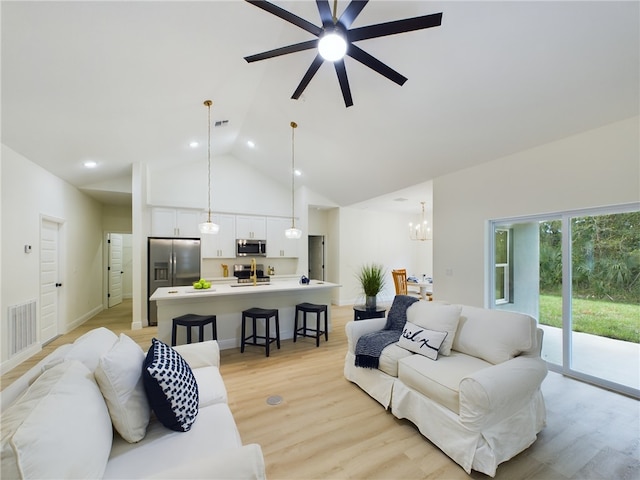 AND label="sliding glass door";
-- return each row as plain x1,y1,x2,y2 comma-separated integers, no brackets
490,204,639,398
